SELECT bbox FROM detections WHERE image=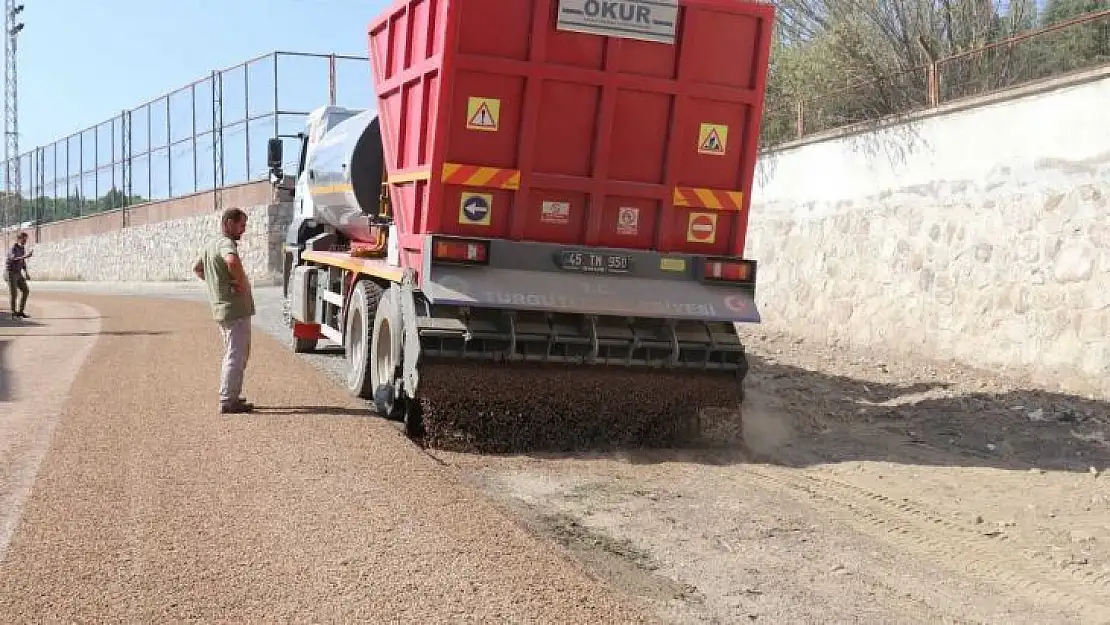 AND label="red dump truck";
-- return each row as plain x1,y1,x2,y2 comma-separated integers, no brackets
266,0,775,441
